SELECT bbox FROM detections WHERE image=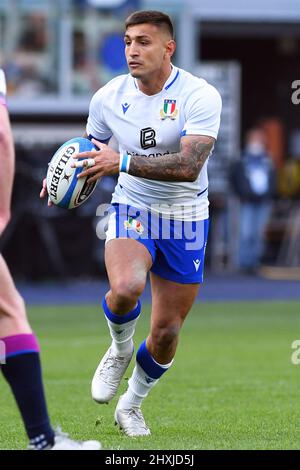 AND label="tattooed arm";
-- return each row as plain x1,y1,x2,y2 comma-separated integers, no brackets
129,135,215,182
74,134,215,183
